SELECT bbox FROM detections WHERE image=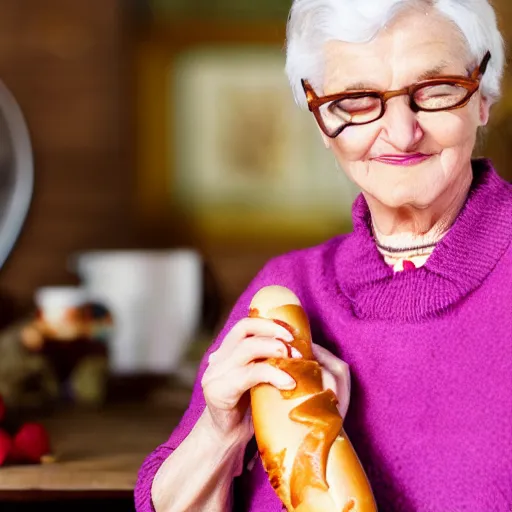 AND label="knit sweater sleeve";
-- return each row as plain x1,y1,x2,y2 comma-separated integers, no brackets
134,256,302,511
